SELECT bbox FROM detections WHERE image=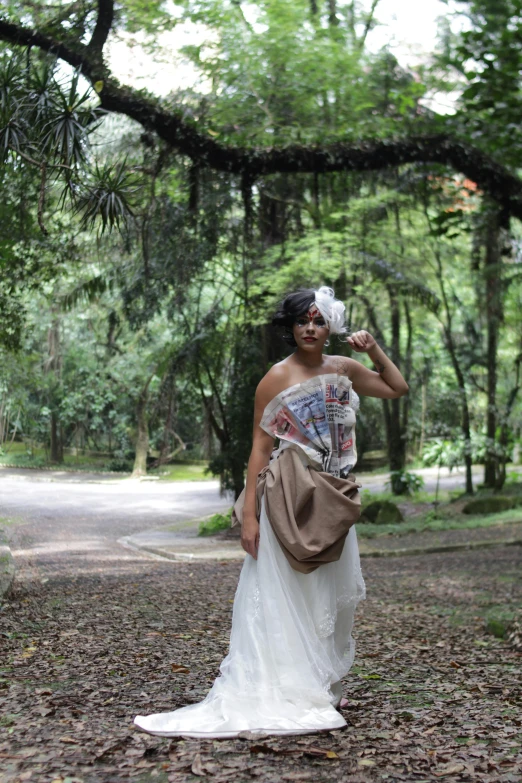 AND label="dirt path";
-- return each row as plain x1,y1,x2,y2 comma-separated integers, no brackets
1,541,521,783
